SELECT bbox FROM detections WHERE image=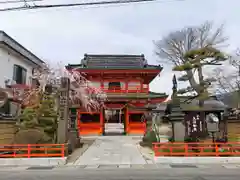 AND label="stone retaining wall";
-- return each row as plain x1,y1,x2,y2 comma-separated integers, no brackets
0,119,16,144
